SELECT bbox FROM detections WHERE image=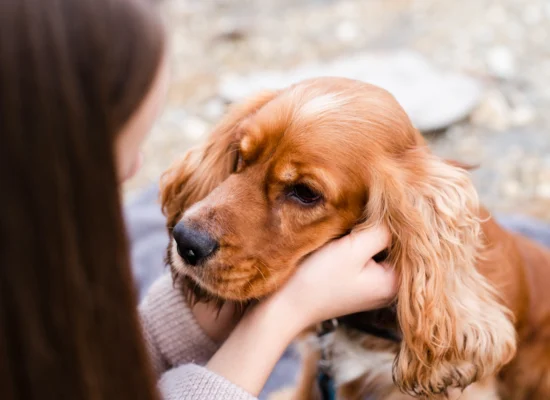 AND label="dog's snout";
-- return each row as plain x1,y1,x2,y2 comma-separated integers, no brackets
172,222,218,266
